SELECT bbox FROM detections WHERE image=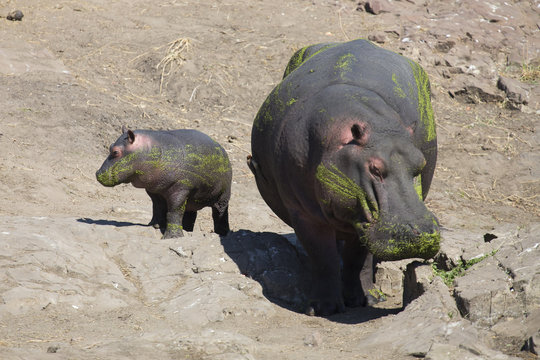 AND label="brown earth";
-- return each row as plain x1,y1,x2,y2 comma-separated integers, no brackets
0,0,539,359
